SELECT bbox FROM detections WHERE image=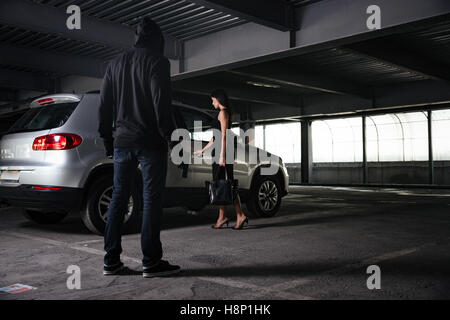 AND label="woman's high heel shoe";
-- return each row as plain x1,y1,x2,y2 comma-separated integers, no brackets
233,217,249,230
211,219,229,229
